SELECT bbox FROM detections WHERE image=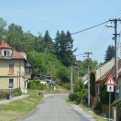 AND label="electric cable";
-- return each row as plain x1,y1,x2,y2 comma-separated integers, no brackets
70,21,109,35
